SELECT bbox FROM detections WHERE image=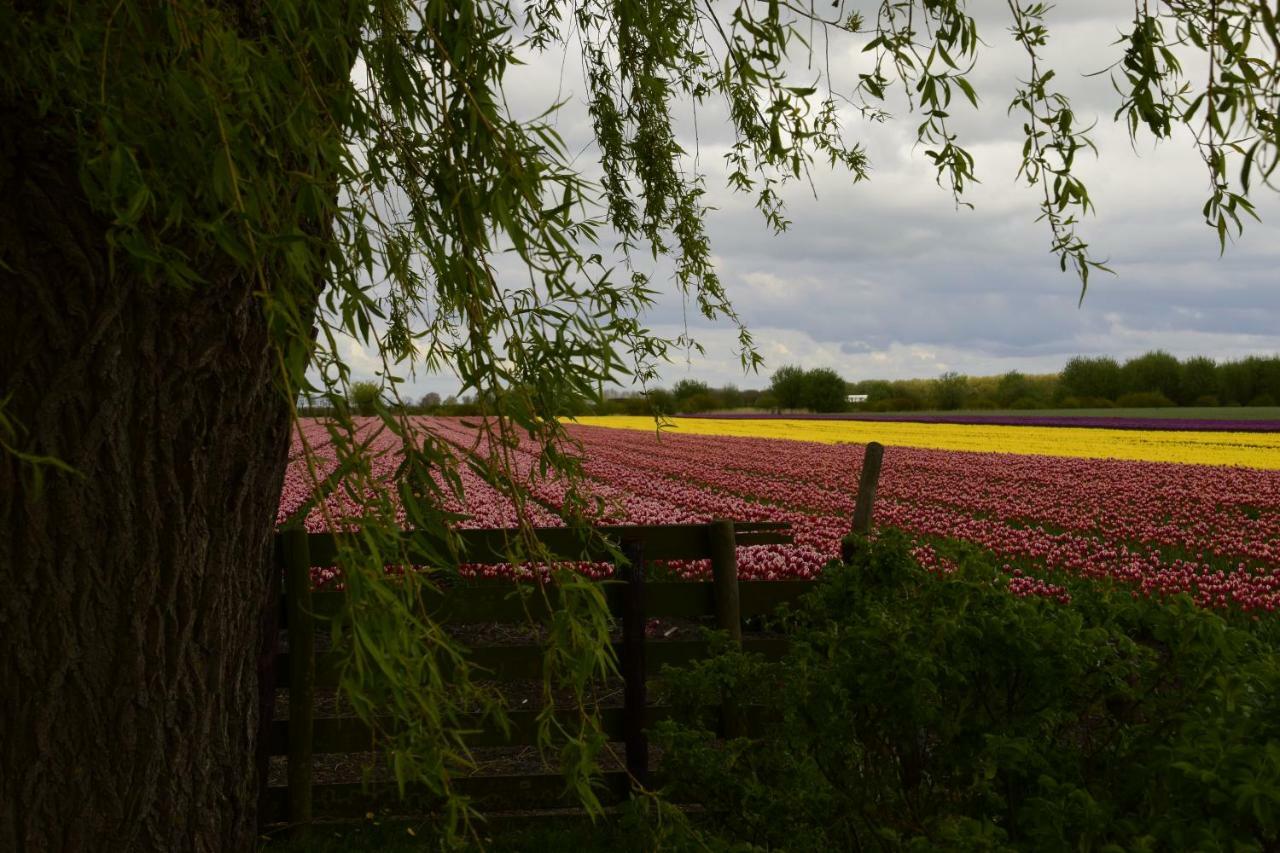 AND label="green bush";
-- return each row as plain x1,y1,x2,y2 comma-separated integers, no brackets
1077,396,1115,409
754,391,778,412
1114,390,1175,408
1060,356,1123,401
770,365,808,410
1120,351,1181,401
868,396,923,412
803,368,848,413
349,380,382,416
989,372,1056,409
648,532,1280,852
932,371,970,410
678,392,719,414
1179,356,1219,405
